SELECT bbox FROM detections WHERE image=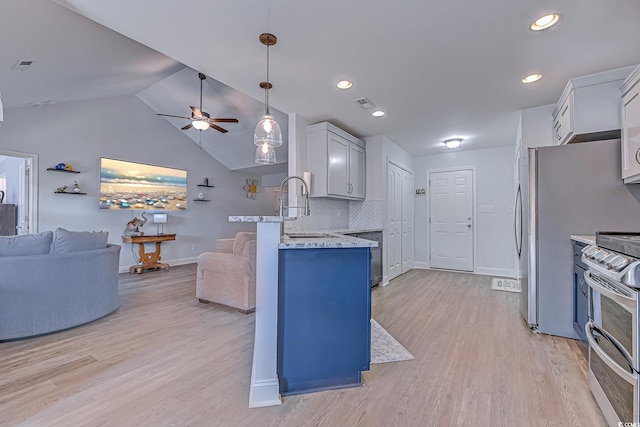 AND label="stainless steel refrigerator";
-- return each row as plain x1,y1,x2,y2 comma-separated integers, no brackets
516,139,640,338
